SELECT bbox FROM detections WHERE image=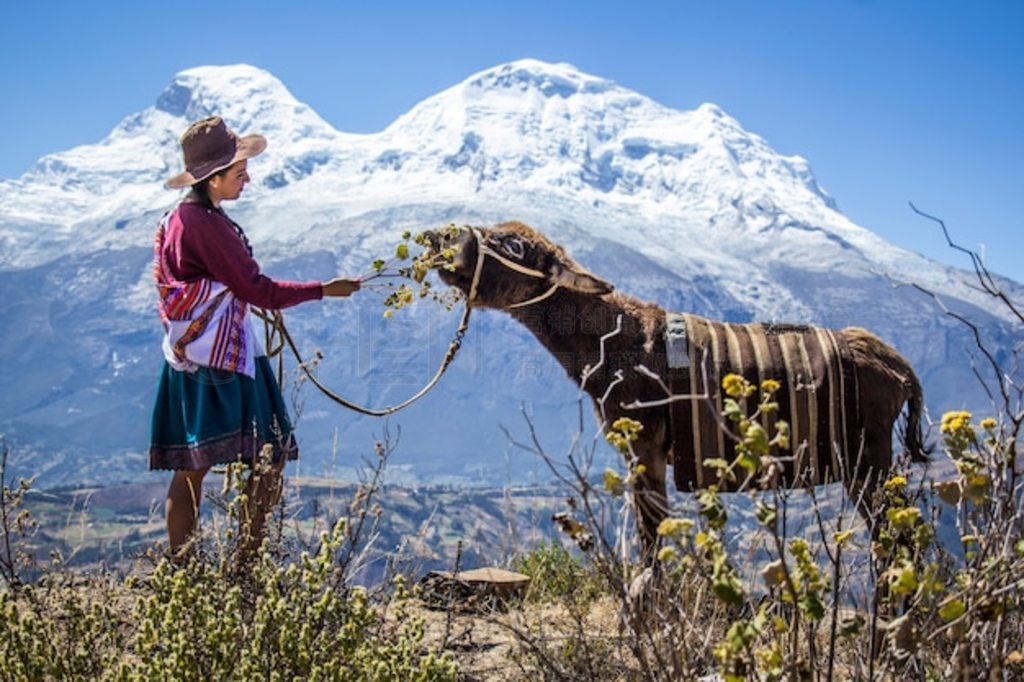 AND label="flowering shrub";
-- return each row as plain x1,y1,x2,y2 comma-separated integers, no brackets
532,368,1023,680
363,224,463,318
0,444,458,681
